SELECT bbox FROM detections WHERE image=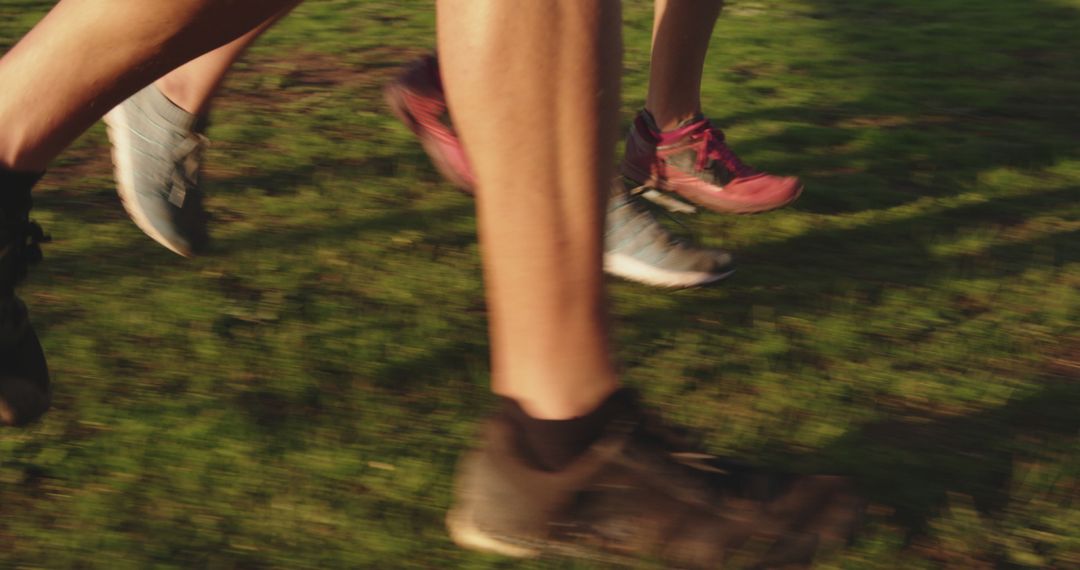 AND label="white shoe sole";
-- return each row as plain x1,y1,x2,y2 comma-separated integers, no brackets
603,252,734,288
104,105,191,258
445,507,540,559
